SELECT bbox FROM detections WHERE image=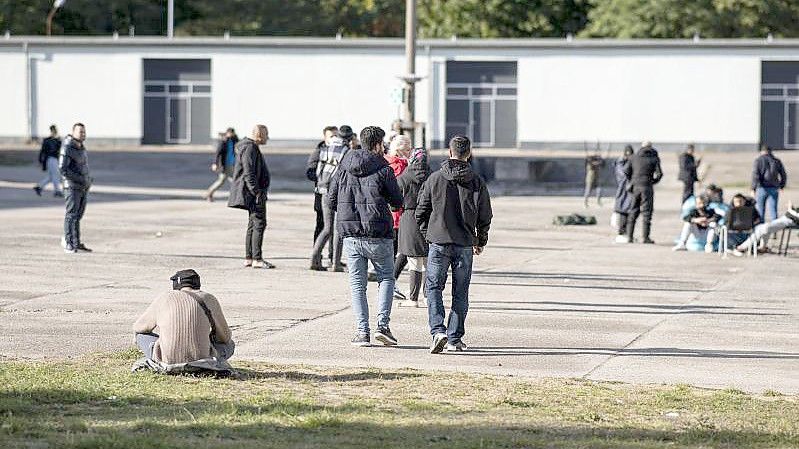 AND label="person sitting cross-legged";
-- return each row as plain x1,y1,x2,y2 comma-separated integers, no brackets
133,269,234,369
673,194,721,253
